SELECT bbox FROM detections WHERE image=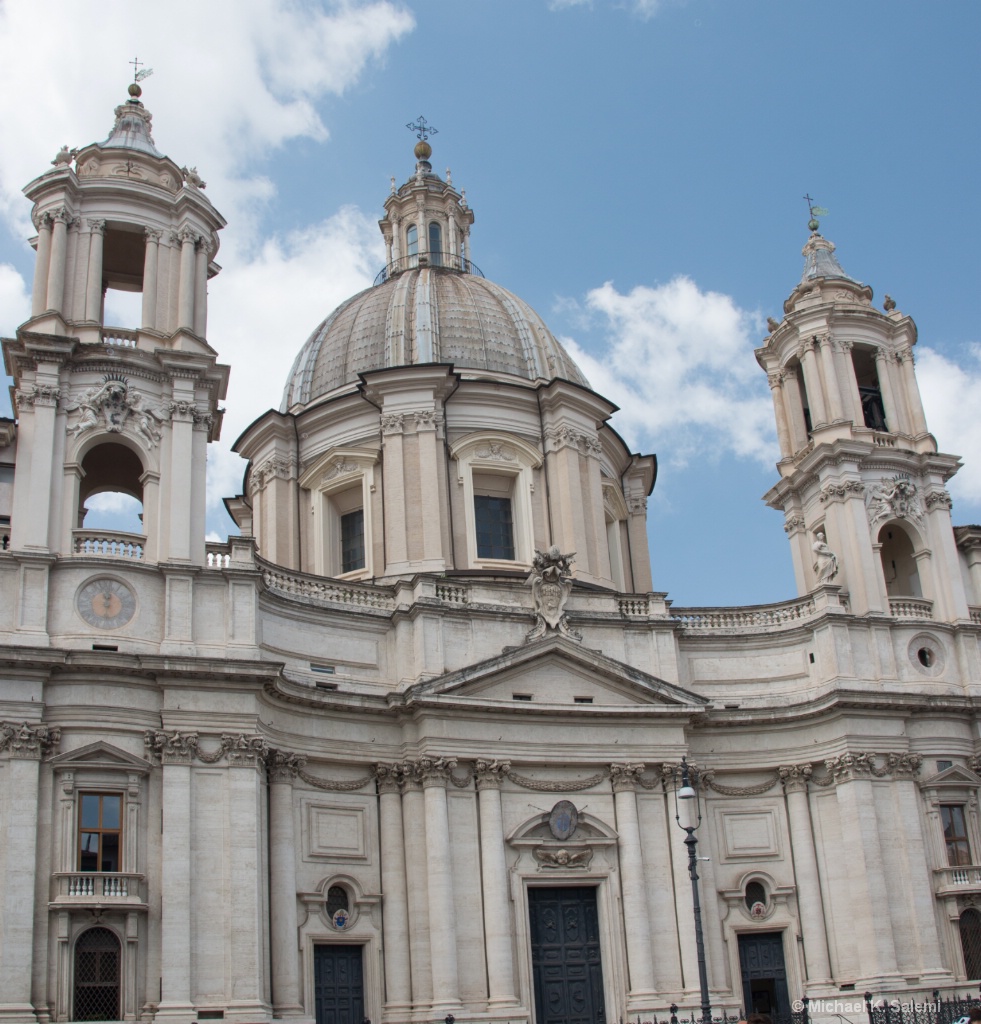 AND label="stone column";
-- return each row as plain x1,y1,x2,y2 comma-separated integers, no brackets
475,760,518,1007
625,494,652,592
157,749,194,1019
14,380,60,551
0,723,59,1024
176,228,197,331
414,410,445,570
165,393,196,562
269,752,305,1016
46,208,70,316
799,338,828,427
834,339,864,425
782,367,810,449
375,764,412,1016
611,764,657,1003
817,335,844,422
193,238,210,337
381,414,408,571
896,346,929,435
142,229,161,330
31,213,53,316
767,371,792,458
828,754,902,987
874,349,901,433
85,219,106,322
778,765,832,988
419,757,461,1014
401,763,433,1008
